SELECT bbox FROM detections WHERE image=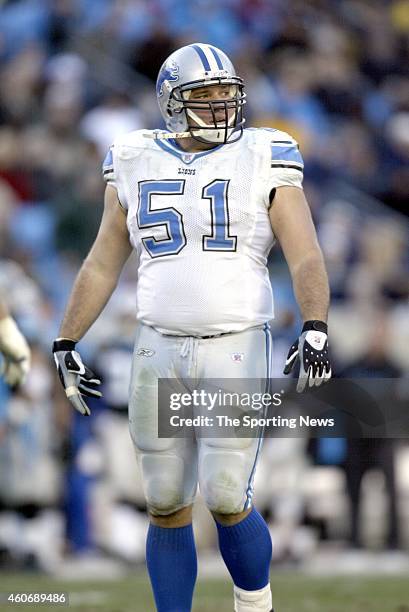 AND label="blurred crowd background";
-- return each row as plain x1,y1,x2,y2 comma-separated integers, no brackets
0,0,408,576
